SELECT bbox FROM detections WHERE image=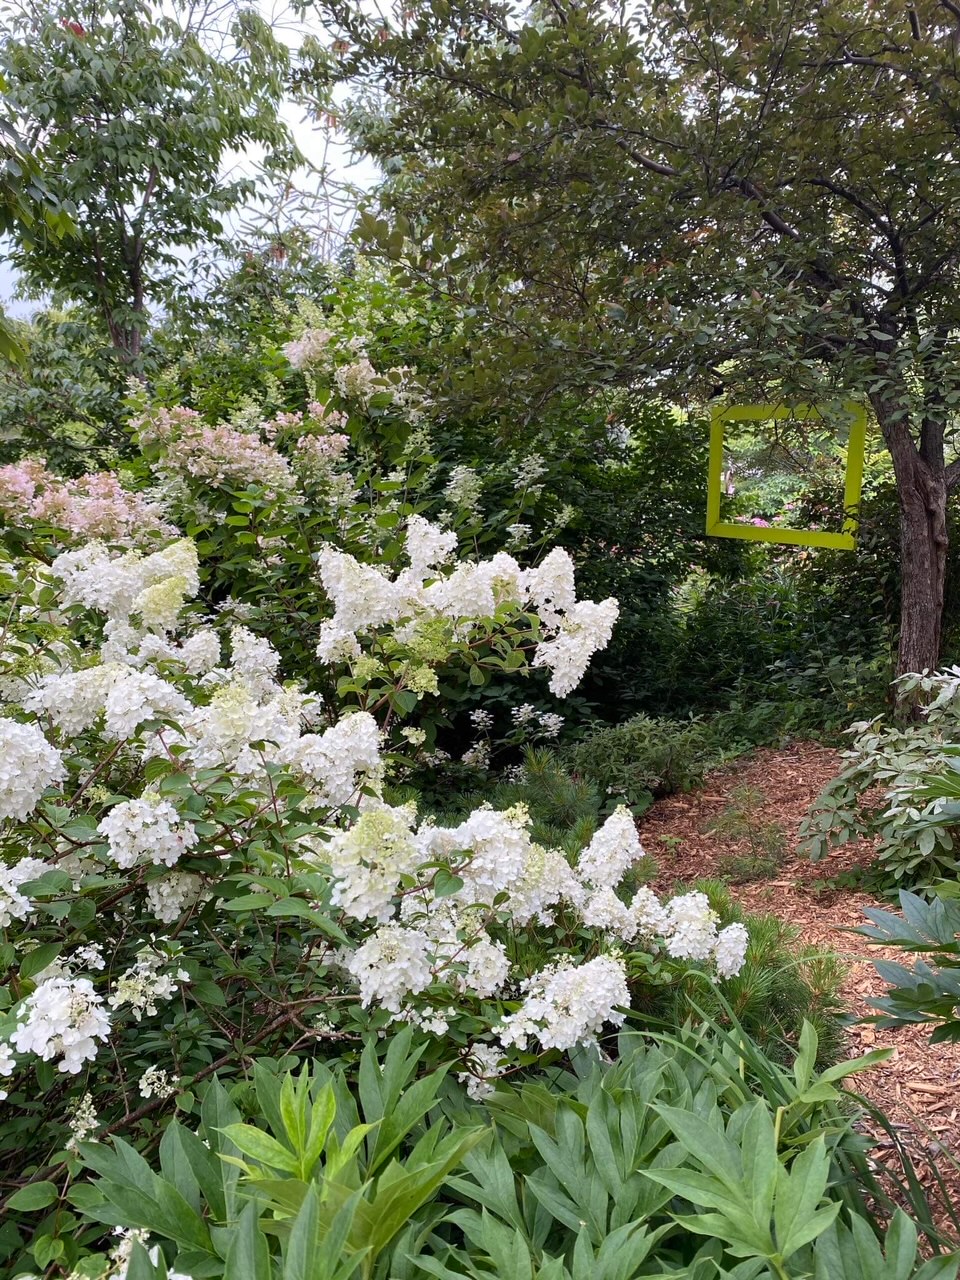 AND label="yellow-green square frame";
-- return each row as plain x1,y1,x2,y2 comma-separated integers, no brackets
706,402,868,550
